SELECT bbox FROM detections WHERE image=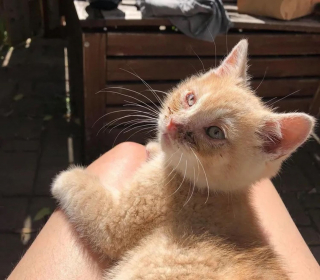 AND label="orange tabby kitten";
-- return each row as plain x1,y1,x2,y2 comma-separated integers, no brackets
52,40,314,279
